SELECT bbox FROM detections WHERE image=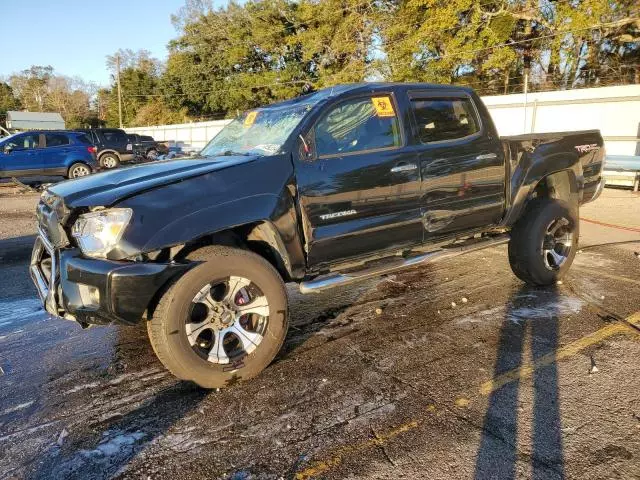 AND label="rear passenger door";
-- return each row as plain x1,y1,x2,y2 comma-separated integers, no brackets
43,133,72,173
408,91,505,239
